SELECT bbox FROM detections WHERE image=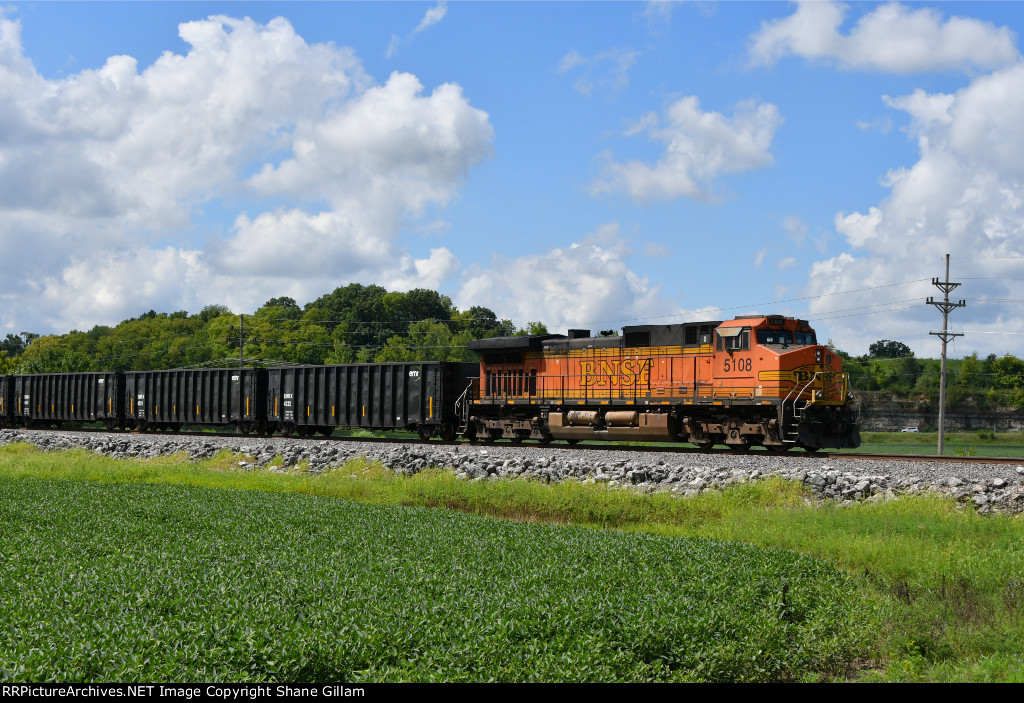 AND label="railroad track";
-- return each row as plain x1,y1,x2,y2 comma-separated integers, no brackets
4,425,1021,465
